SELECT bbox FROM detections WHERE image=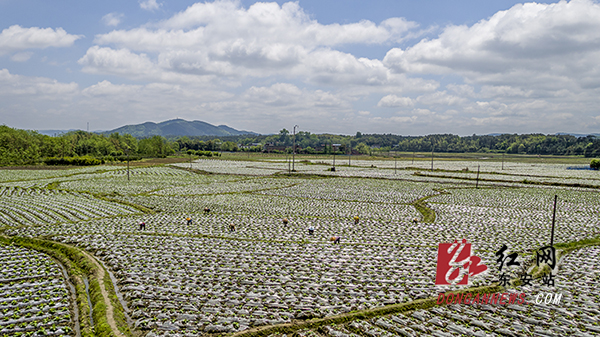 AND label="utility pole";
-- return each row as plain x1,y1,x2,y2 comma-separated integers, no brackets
502,153,505,170
127,150,130,181
431,144,434,172
332,143,336,170
476,165,480,188
348,140,352,166
292,125,298,172
550,195,557,246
